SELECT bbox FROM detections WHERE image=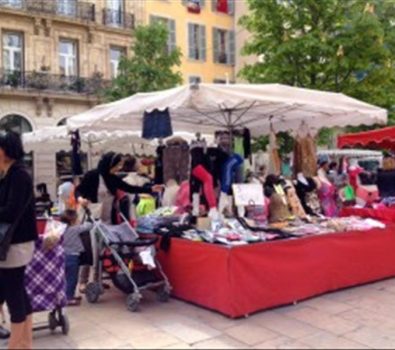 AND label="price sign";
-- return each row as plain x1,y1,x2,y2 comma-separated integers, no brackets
232,184,264,207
